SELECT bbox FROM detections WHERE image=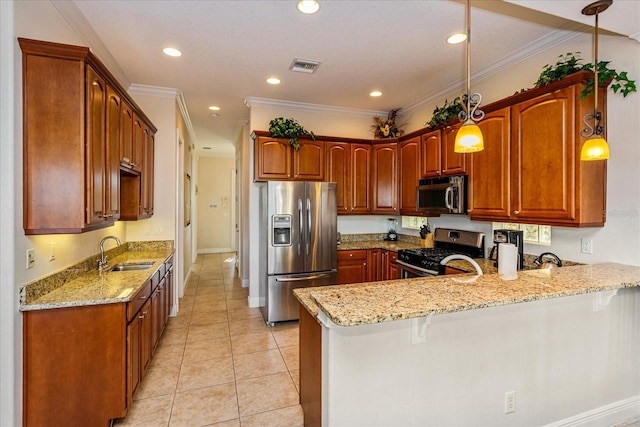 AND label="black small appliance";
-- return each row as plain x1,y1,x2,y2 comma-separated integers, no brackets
489,229,524,269
384,218,398,241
